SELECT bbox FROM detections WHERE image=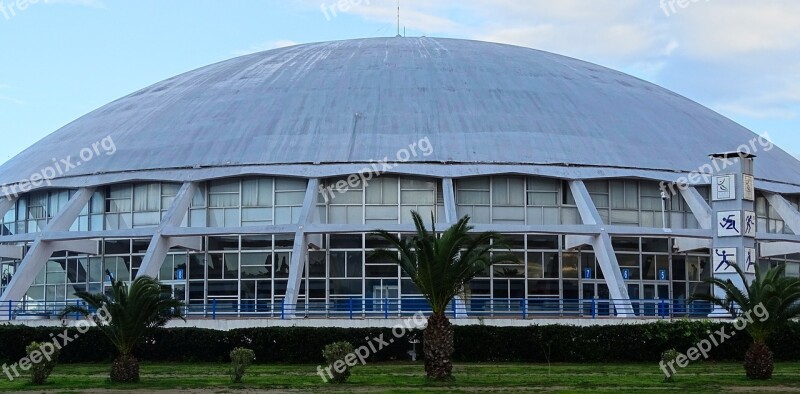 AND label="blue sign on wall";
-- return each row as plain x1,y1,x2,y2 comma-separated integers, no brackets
658,269,668,281
175,268,185,280
622,268,630,280
584,268,592,279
